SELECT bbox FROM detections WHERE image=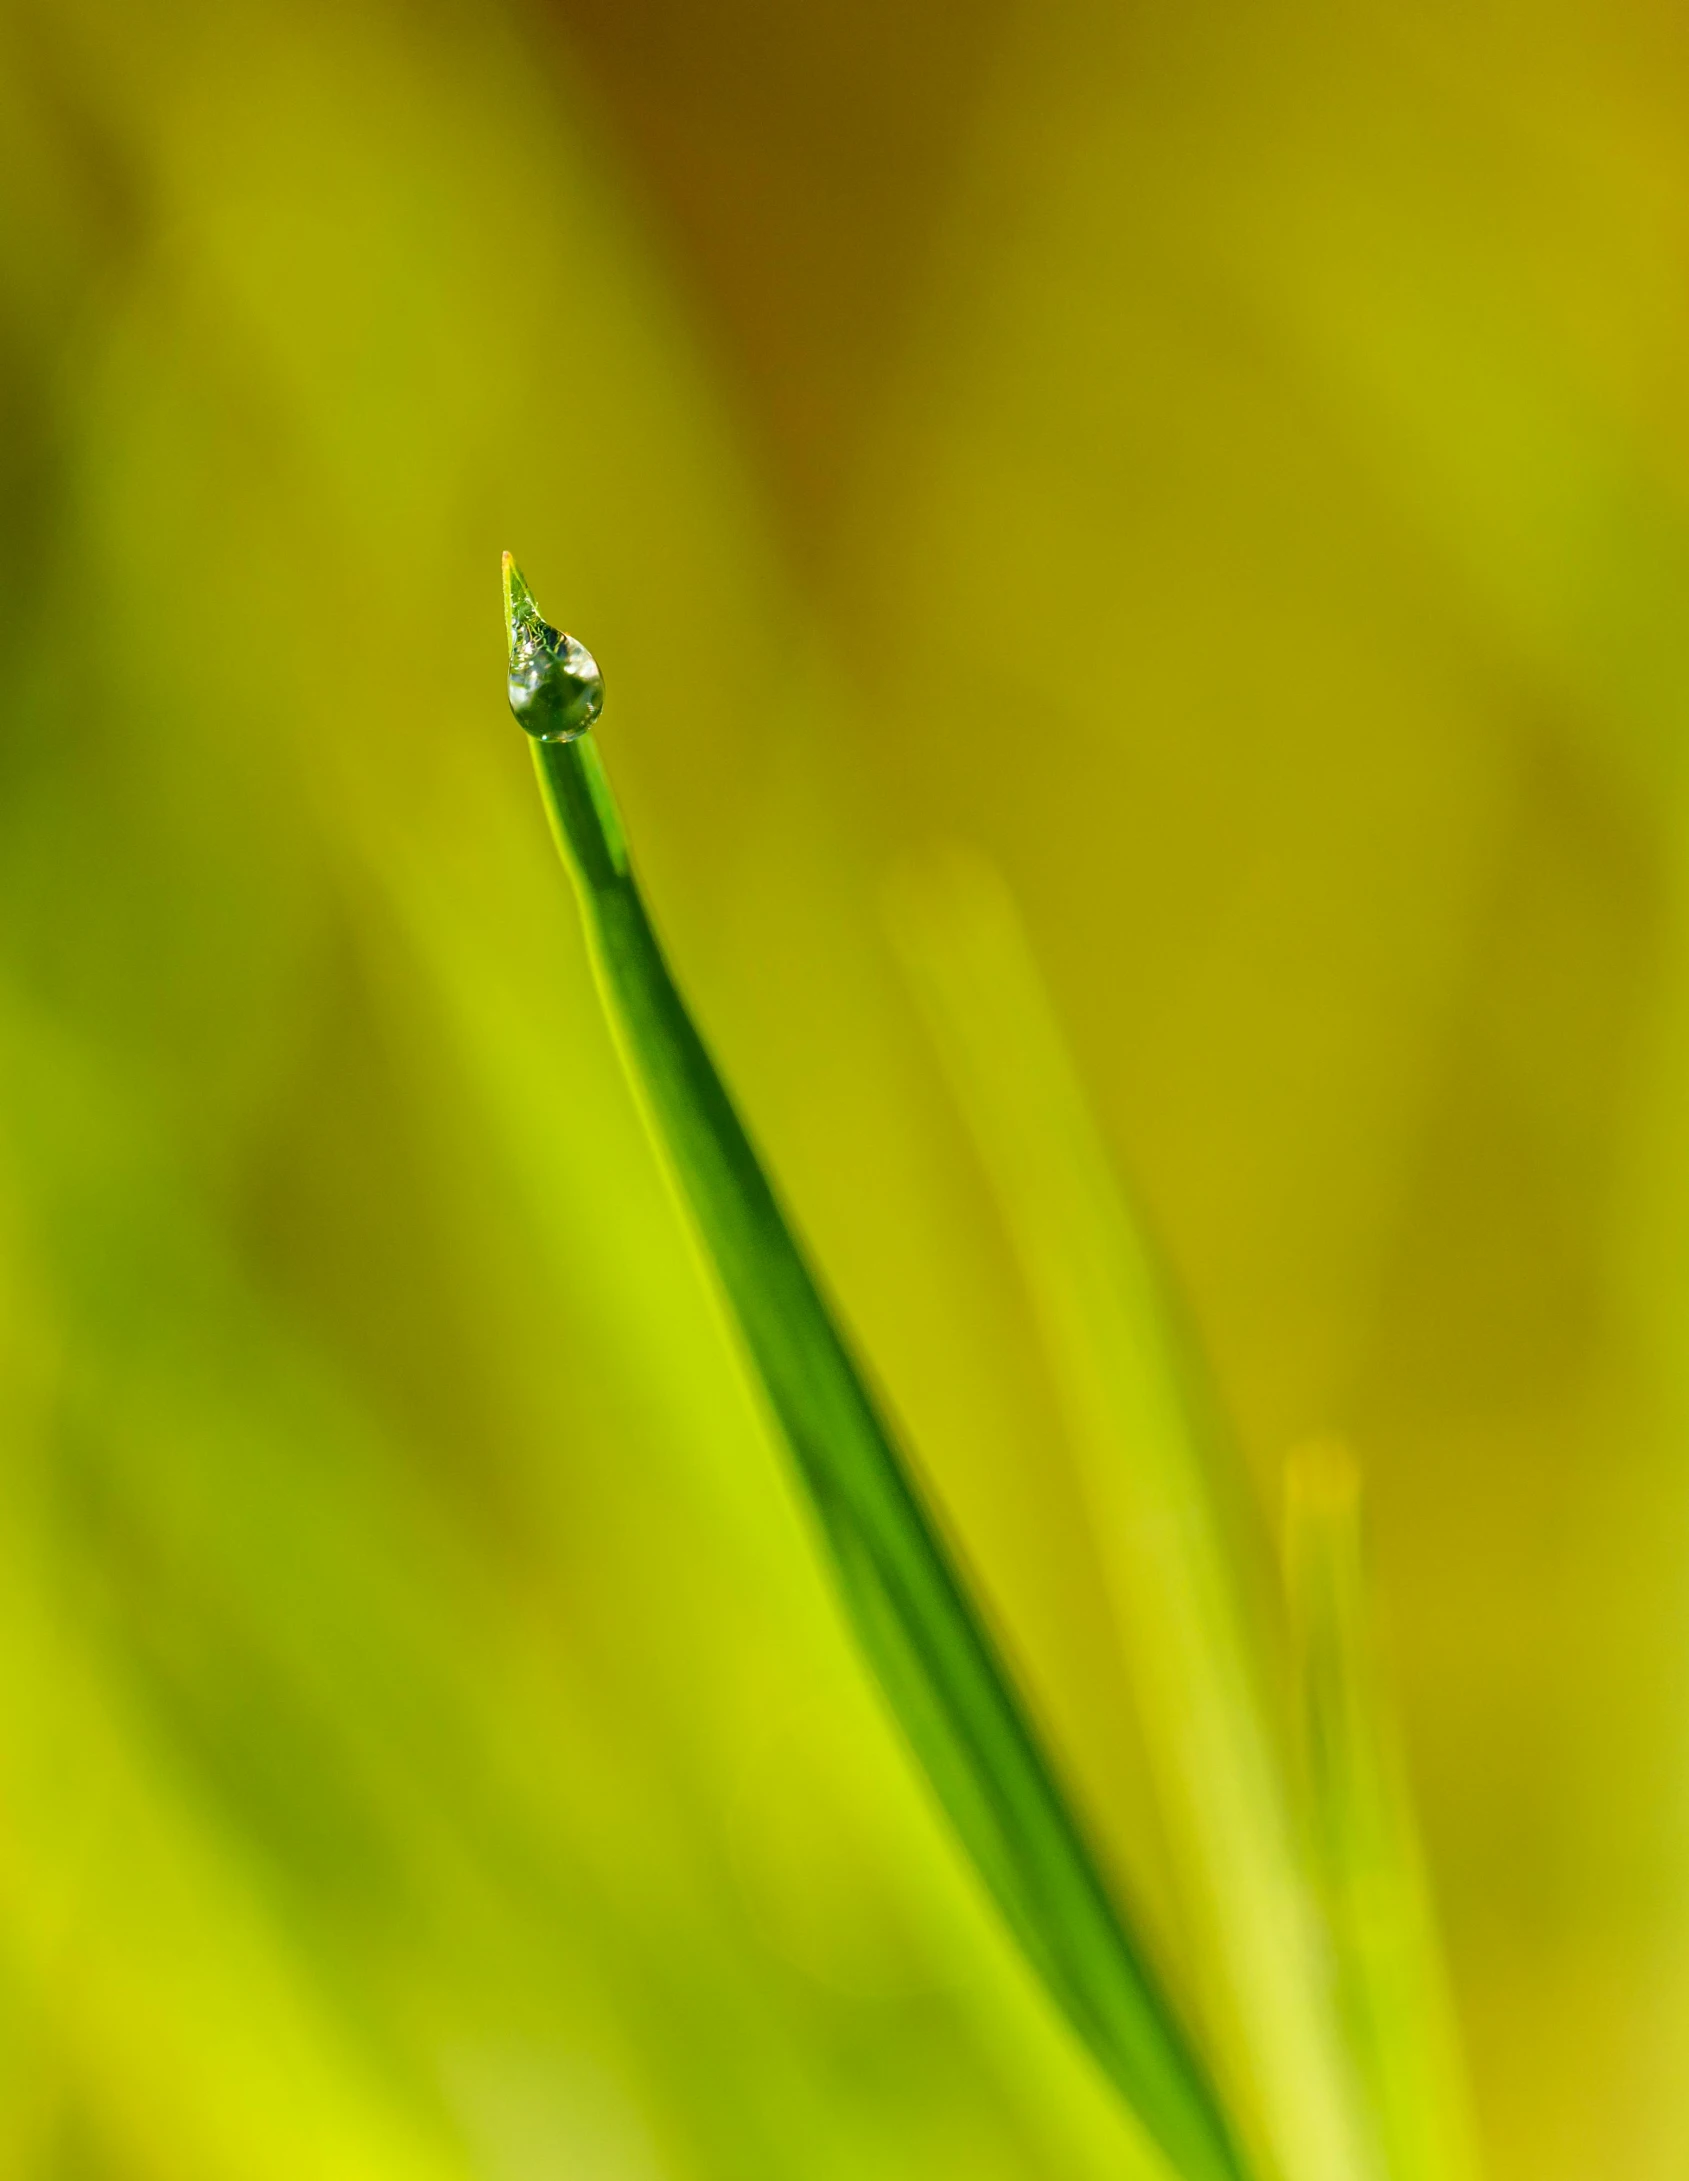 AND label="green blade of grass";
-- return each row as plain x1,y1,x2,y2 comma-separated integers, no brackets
502,556,1250,2181
890,852,1377,2181
1284,1444,1485,2181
